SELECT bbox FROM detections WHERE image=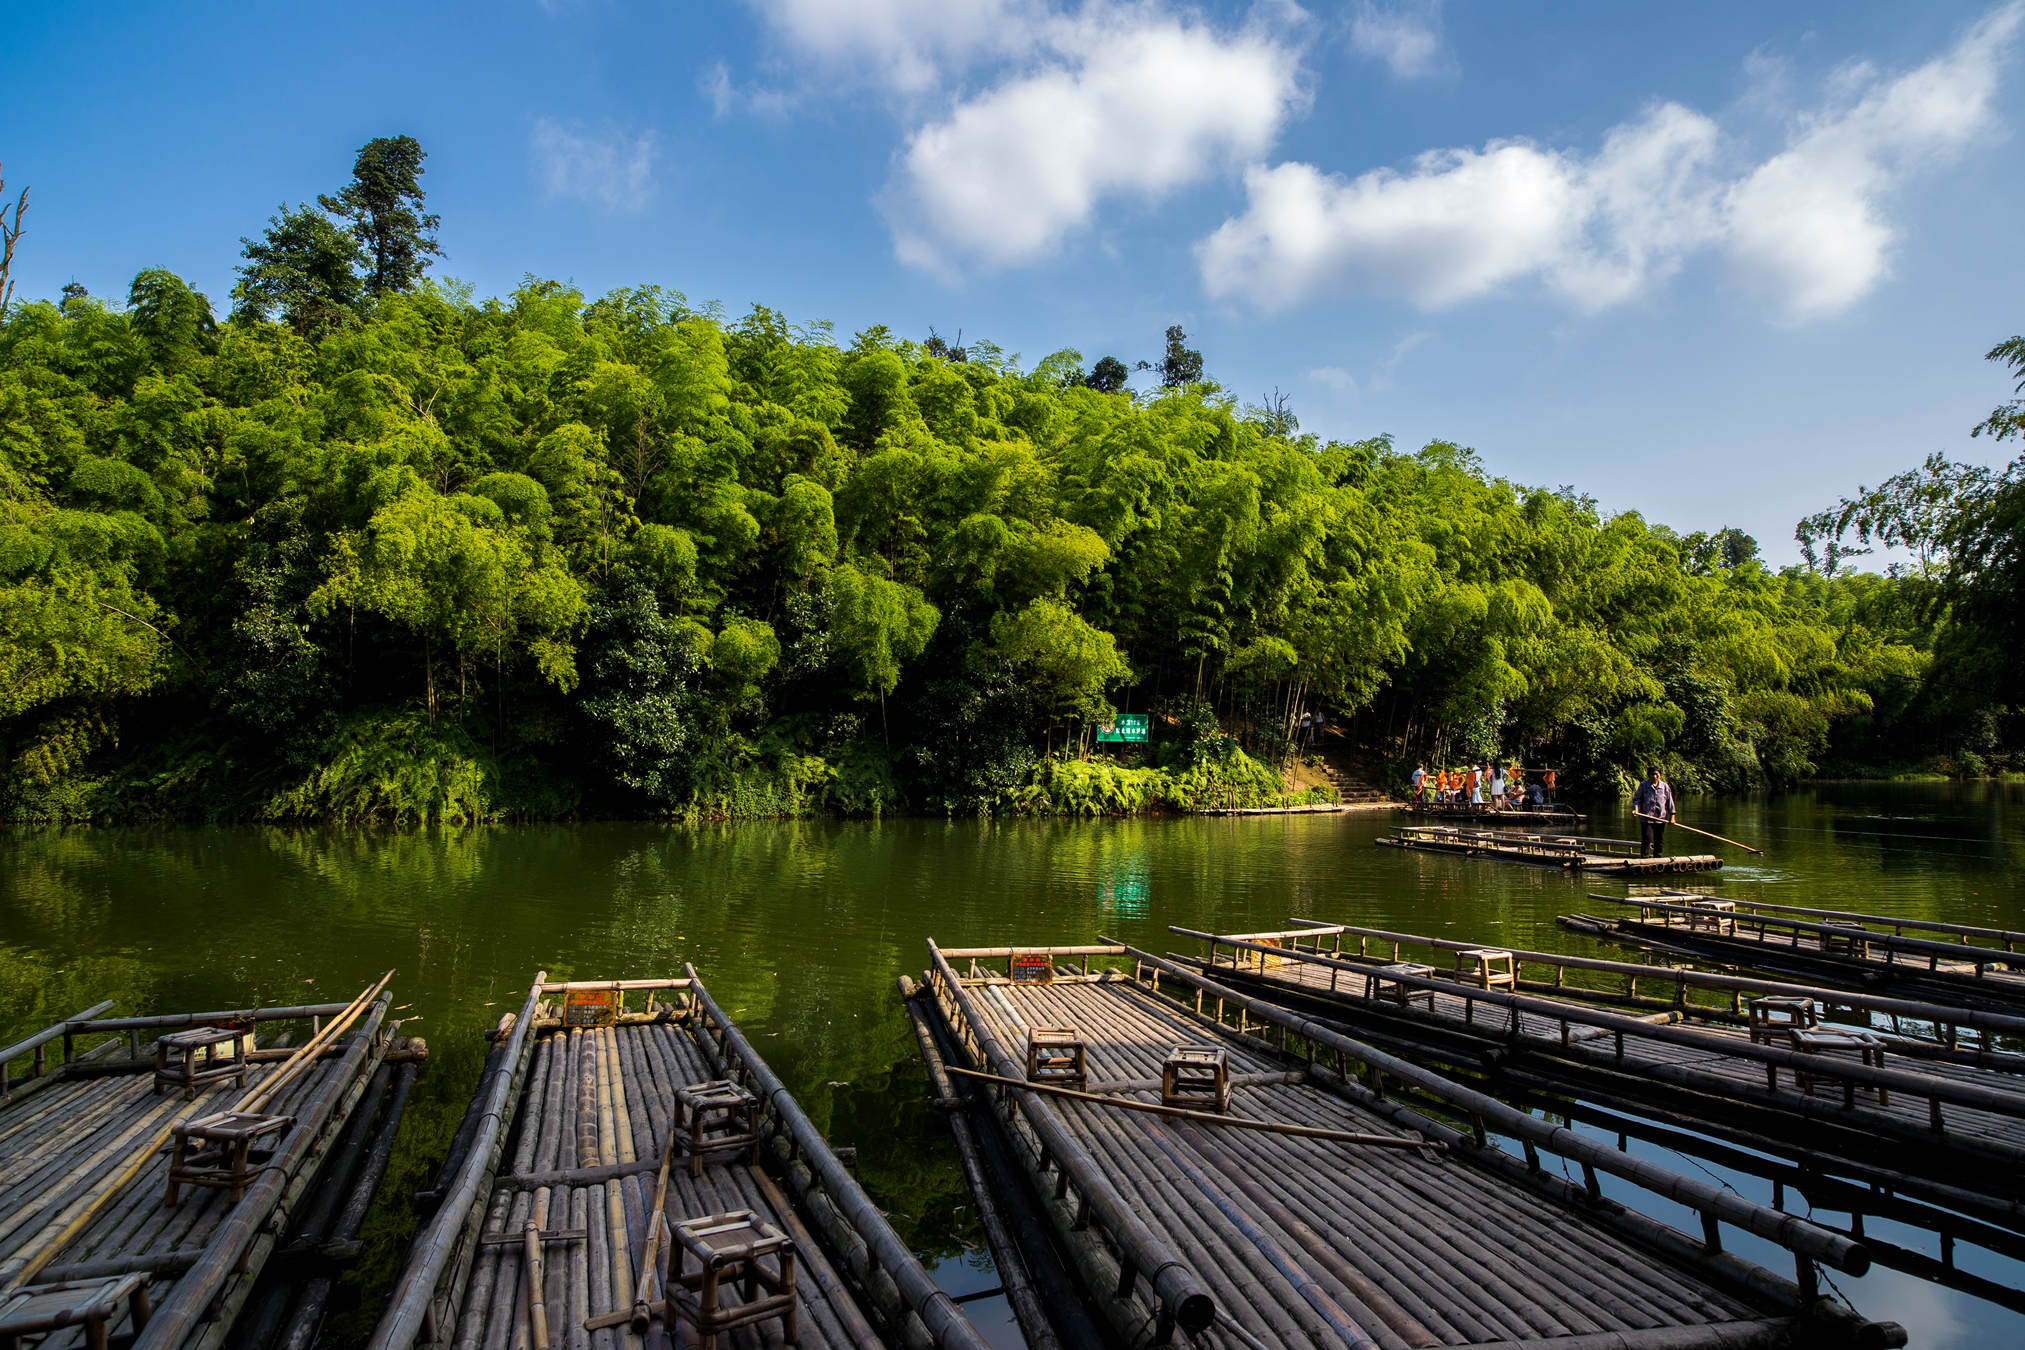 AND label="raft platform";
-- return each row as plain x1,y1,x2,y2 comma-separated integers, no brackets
0,979,410,1350
369,968,985,1350
1380,823,1723,873
915,939,1902,1349
1173,922,2025,1230
1561,896,2025,1012
1399,802,1586,827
